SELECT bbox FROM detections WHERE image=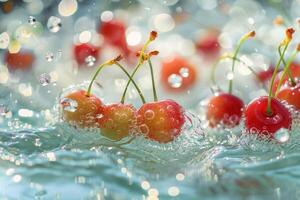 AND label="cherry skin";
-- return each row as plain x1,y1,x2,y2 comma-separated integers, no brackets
277,81,300,110
98,103,137,141
161,56,197,92
206,93,244,128
5,51,35,71
61,90,103,128
245,96,292,136
272,62,300,94
73,43,100,66
257,66,275,83
137,100,185,143
196,32,220,58
98,19,129,55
